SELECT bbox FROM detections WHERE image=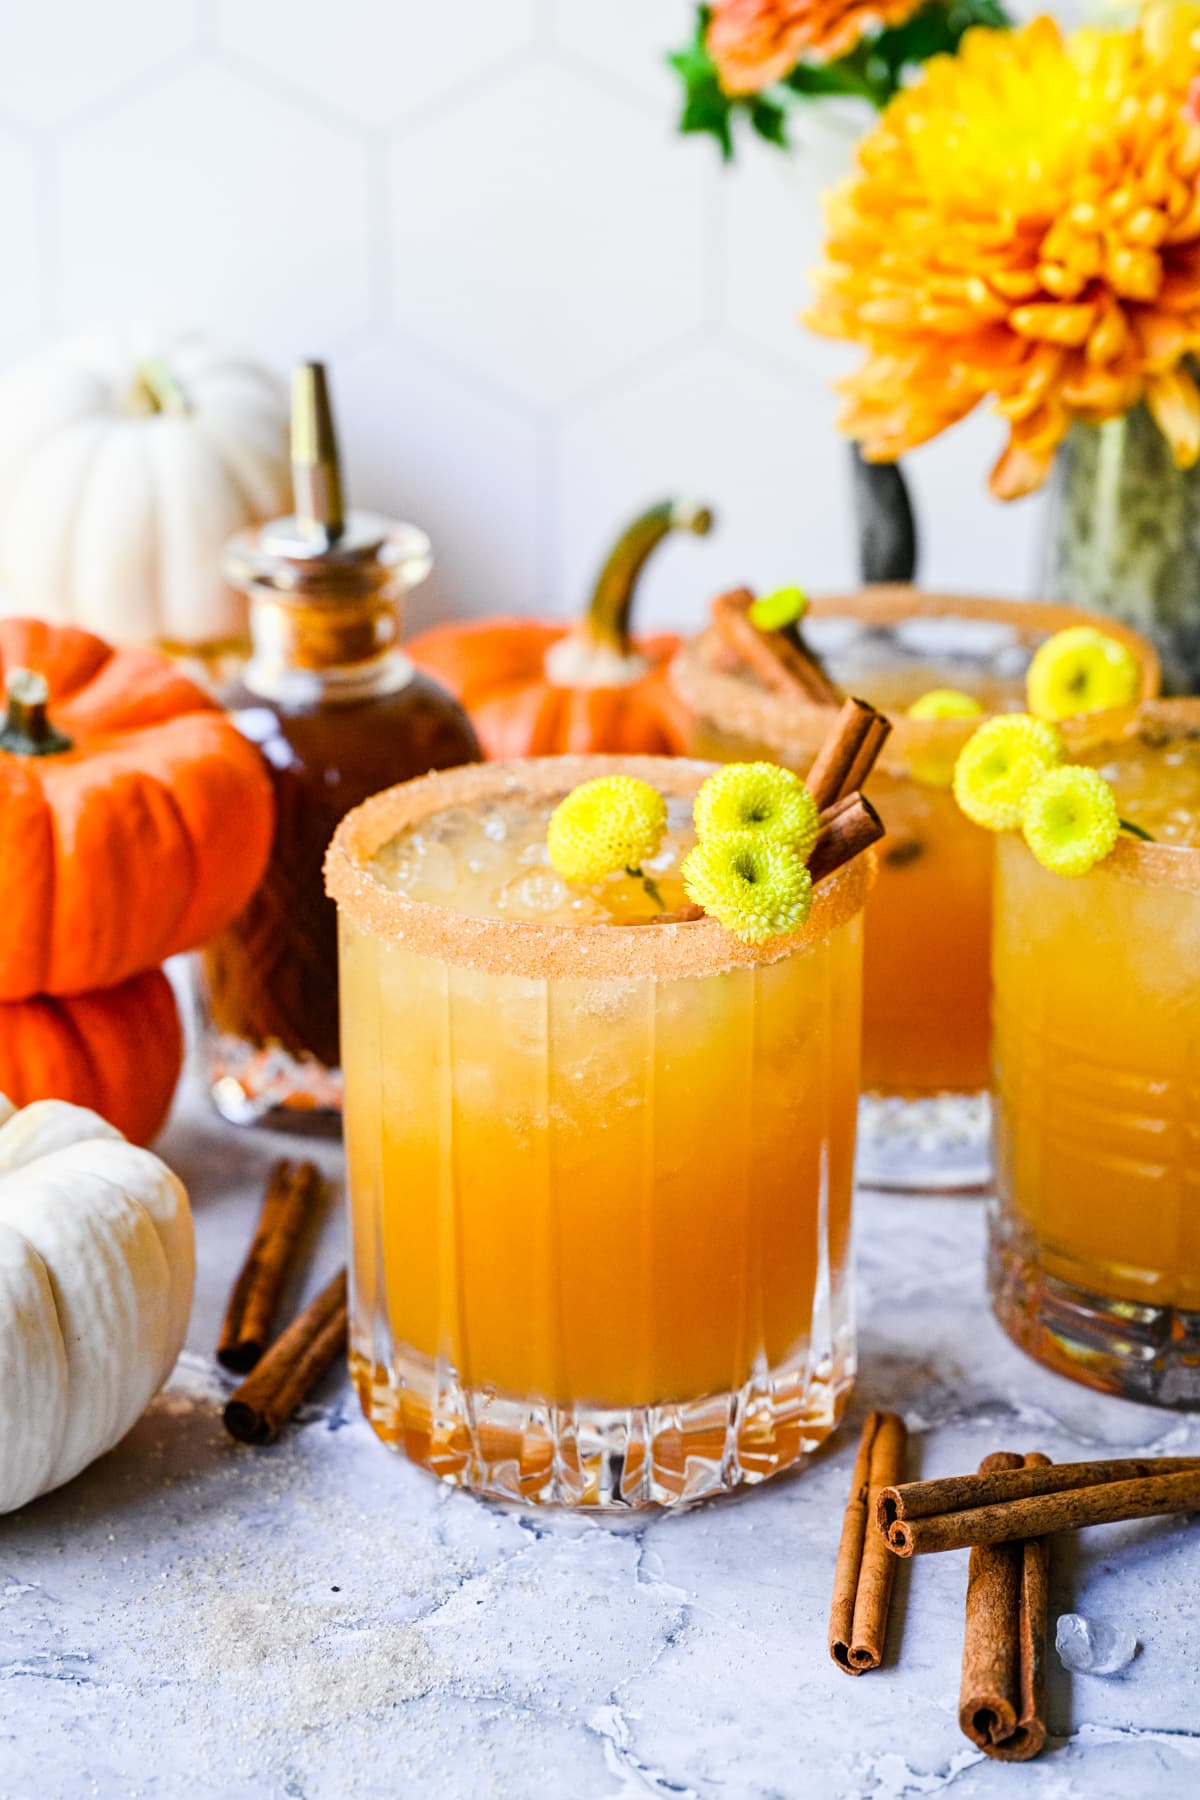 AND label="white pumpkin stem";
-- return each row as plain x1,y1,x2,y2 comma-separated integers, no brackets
122,358,190,417
1,668,73,756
